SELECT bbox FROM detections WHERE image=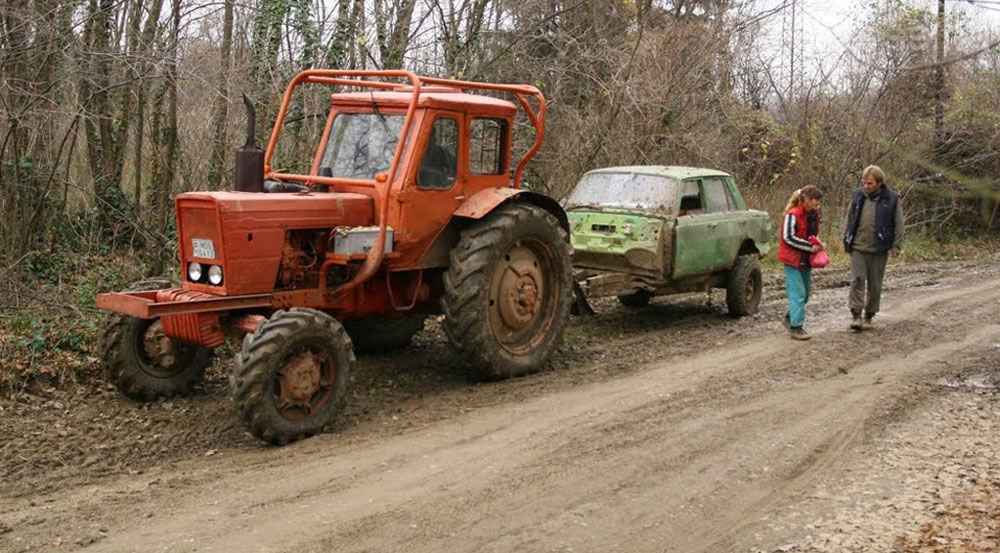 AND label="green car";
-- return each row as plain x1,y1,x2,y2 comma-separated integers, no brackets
565,166,772,316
